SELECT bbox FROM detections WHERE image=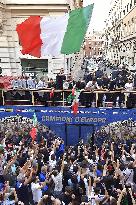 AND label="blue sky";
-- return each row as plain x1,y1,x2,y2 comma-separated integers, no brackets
84,0,111,31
